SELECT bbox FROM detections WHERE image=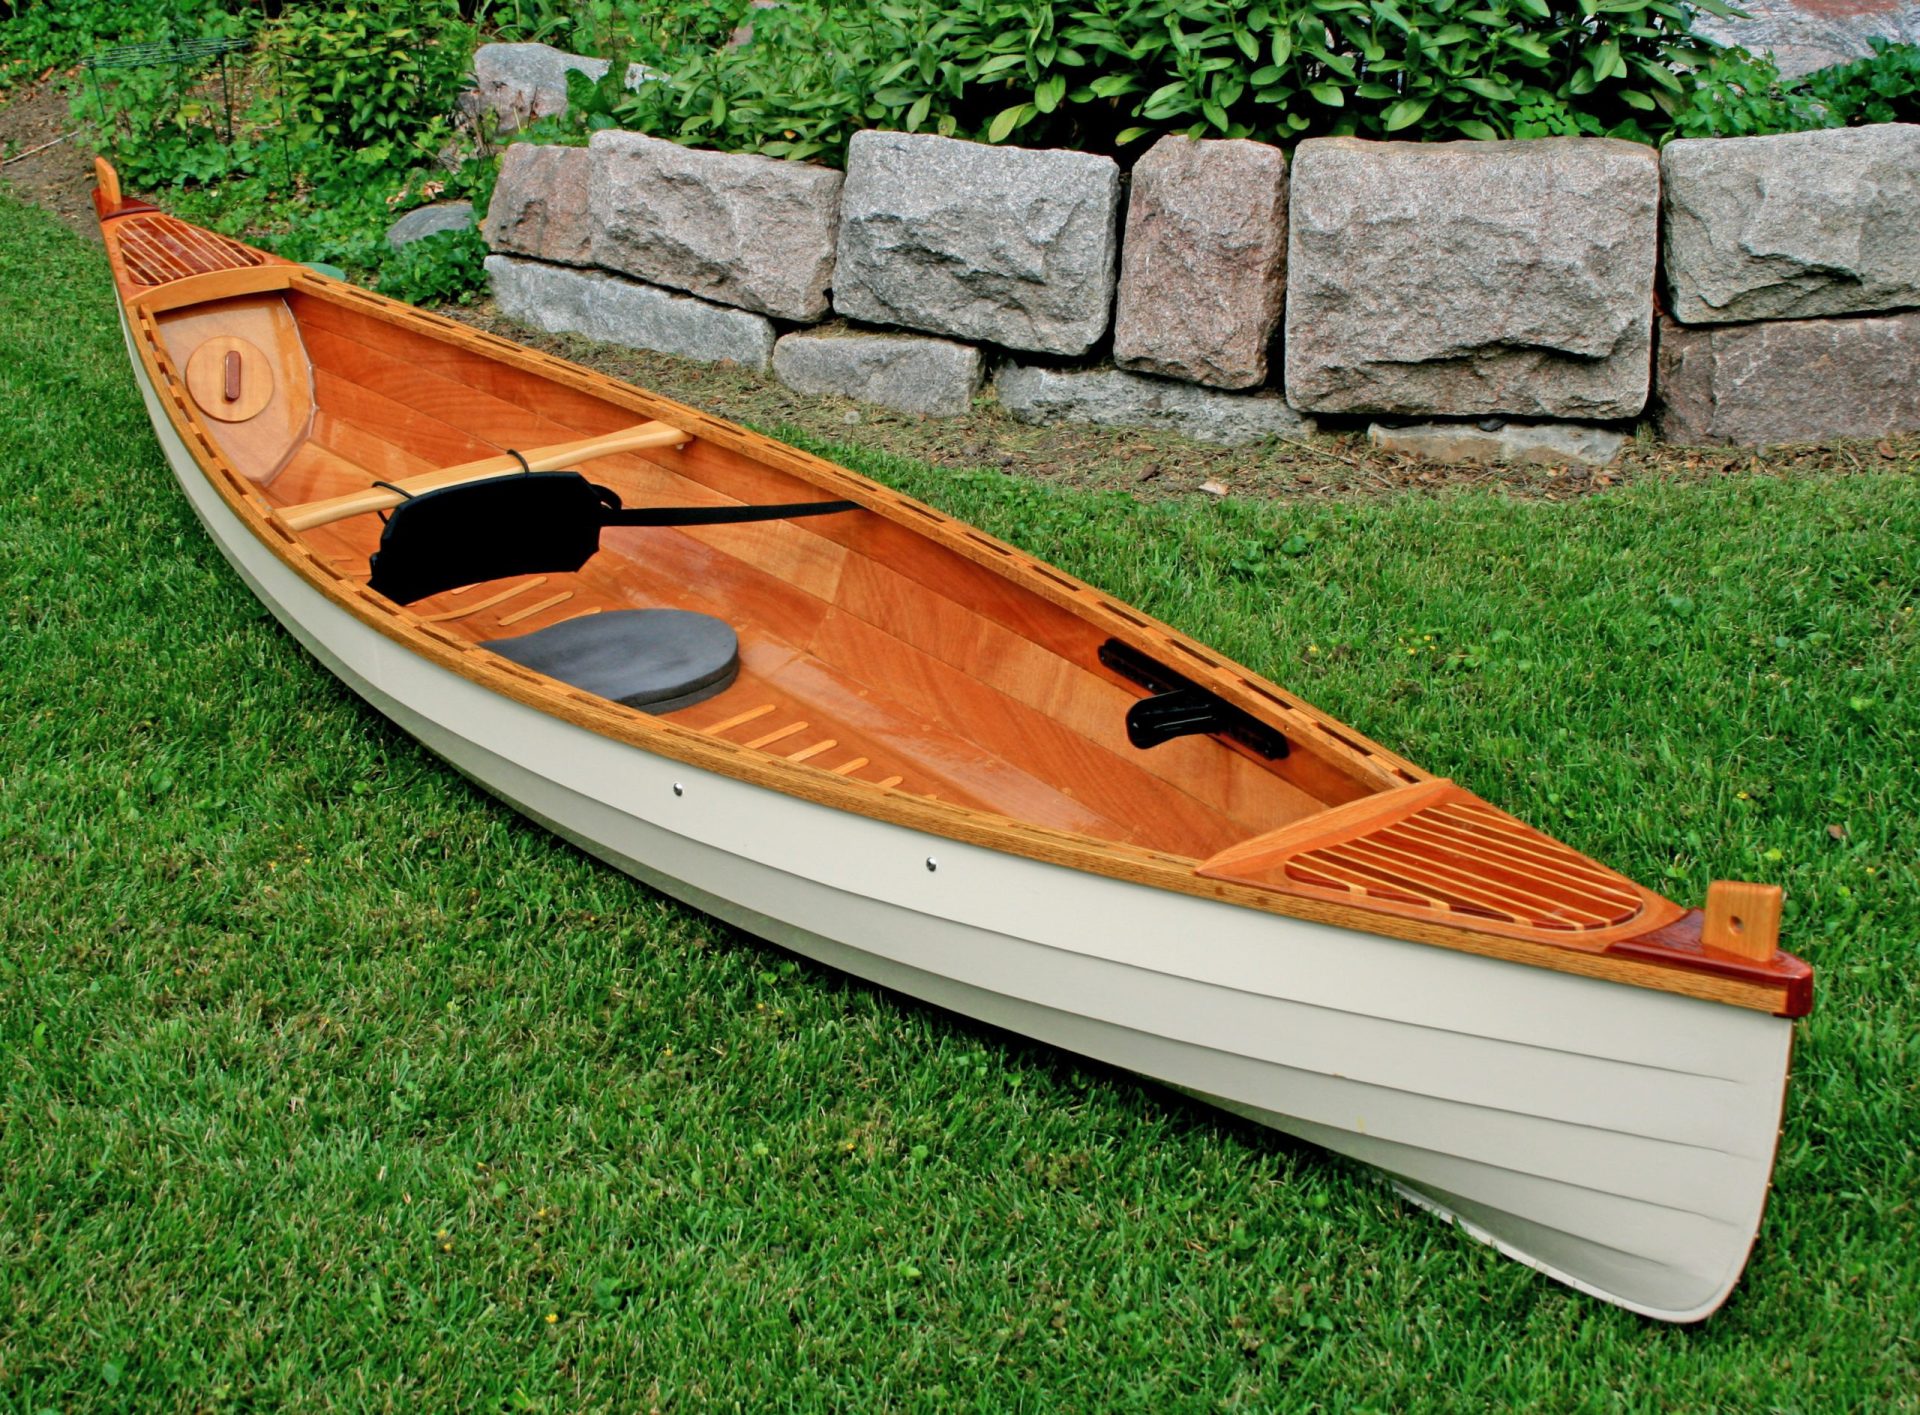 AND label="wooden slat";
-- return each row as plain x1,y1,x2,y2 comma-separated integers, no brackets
744,721,810,750
497,590,574,627
423,578,546,623
703,703,776,736
1200,781,1683,949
